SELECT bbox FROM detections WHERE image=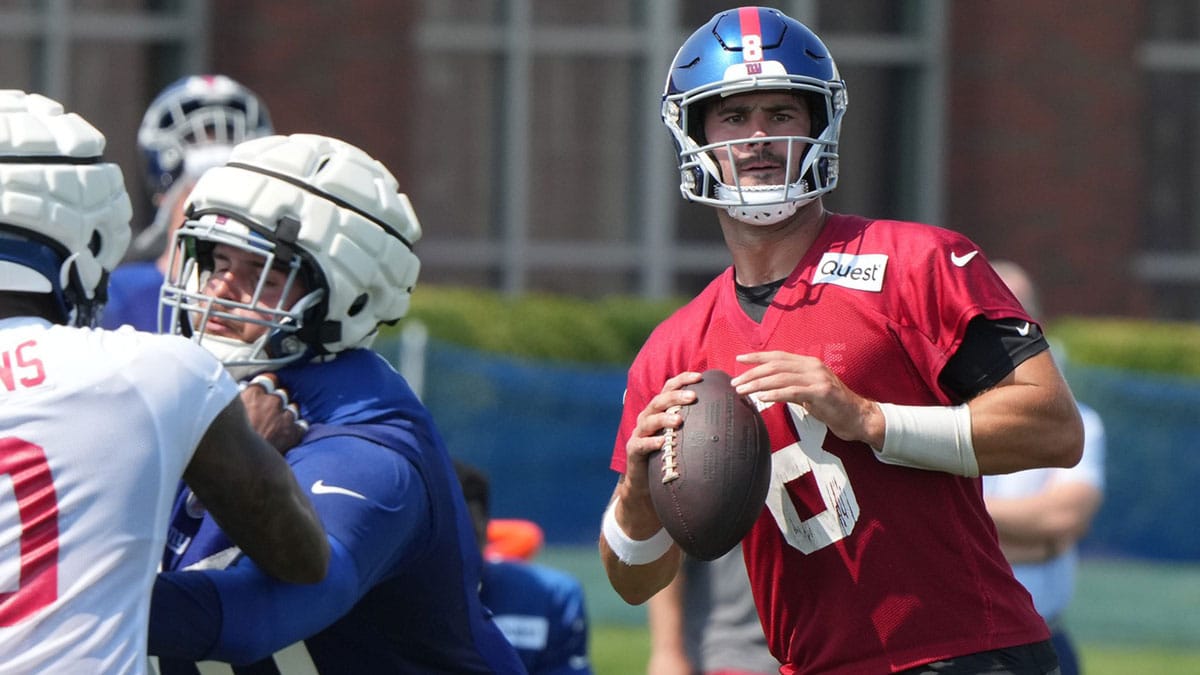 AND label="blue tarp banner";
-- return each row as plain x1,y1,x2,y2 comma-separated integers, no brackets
1065,364,1200,561
418,340,627,544
388,337,1200,560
